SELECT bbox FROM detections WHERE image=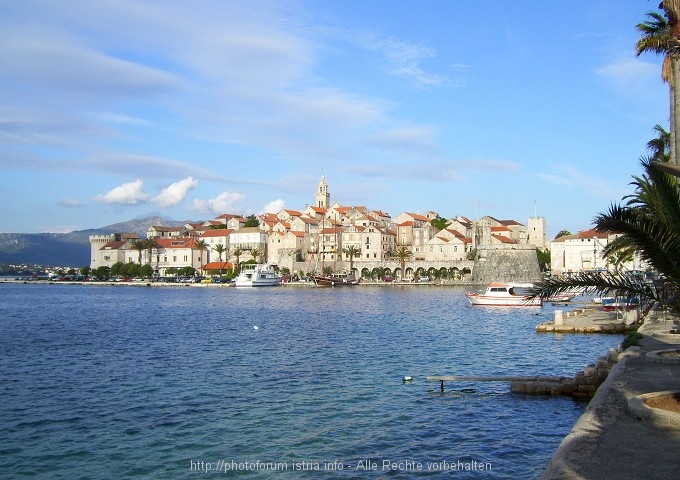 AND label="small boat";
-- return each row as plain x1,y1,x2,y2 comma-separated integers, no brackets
547,292,577,302
234,264,282,287
311,271,359,287
464,283,542,307
601,296,639,312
